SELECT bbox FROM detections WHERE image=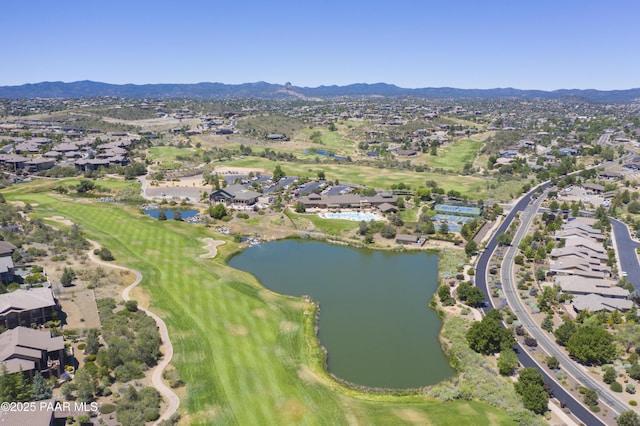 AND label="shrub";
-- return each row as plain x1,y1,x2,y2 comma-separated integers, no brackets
610,381,623,392
626,383,636,394
99,403,116,415
524,336,538,348
629,400,637,406
77,343,86,351
546,356,560,370
603,366,616,384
